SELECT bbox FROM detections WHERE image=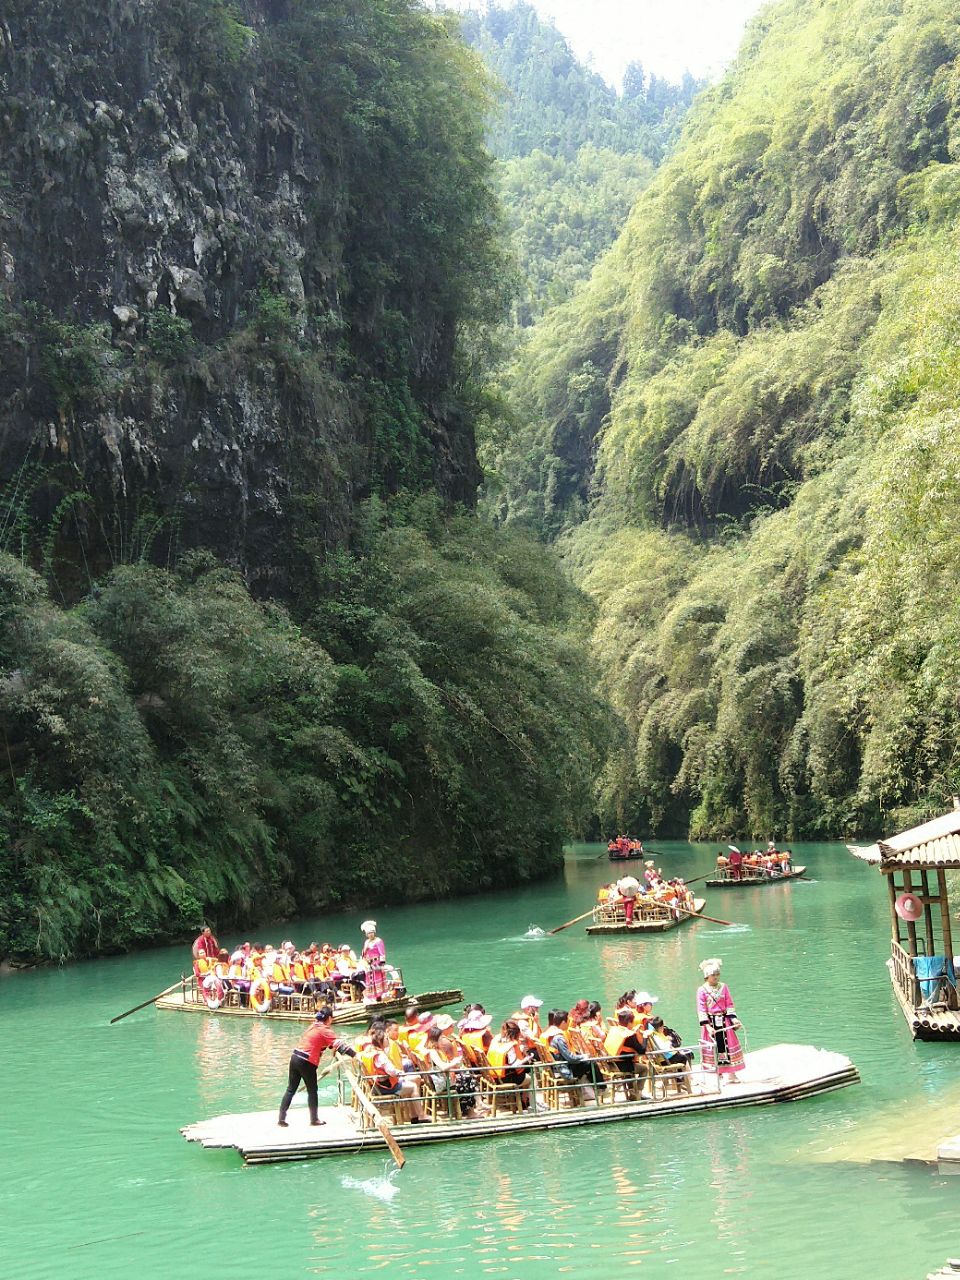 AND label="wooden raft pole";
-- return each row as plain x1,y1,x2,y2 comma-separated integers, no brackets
351,1076,406,1170
675,904,738,927
548,908,594,935
110,977,187,1025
